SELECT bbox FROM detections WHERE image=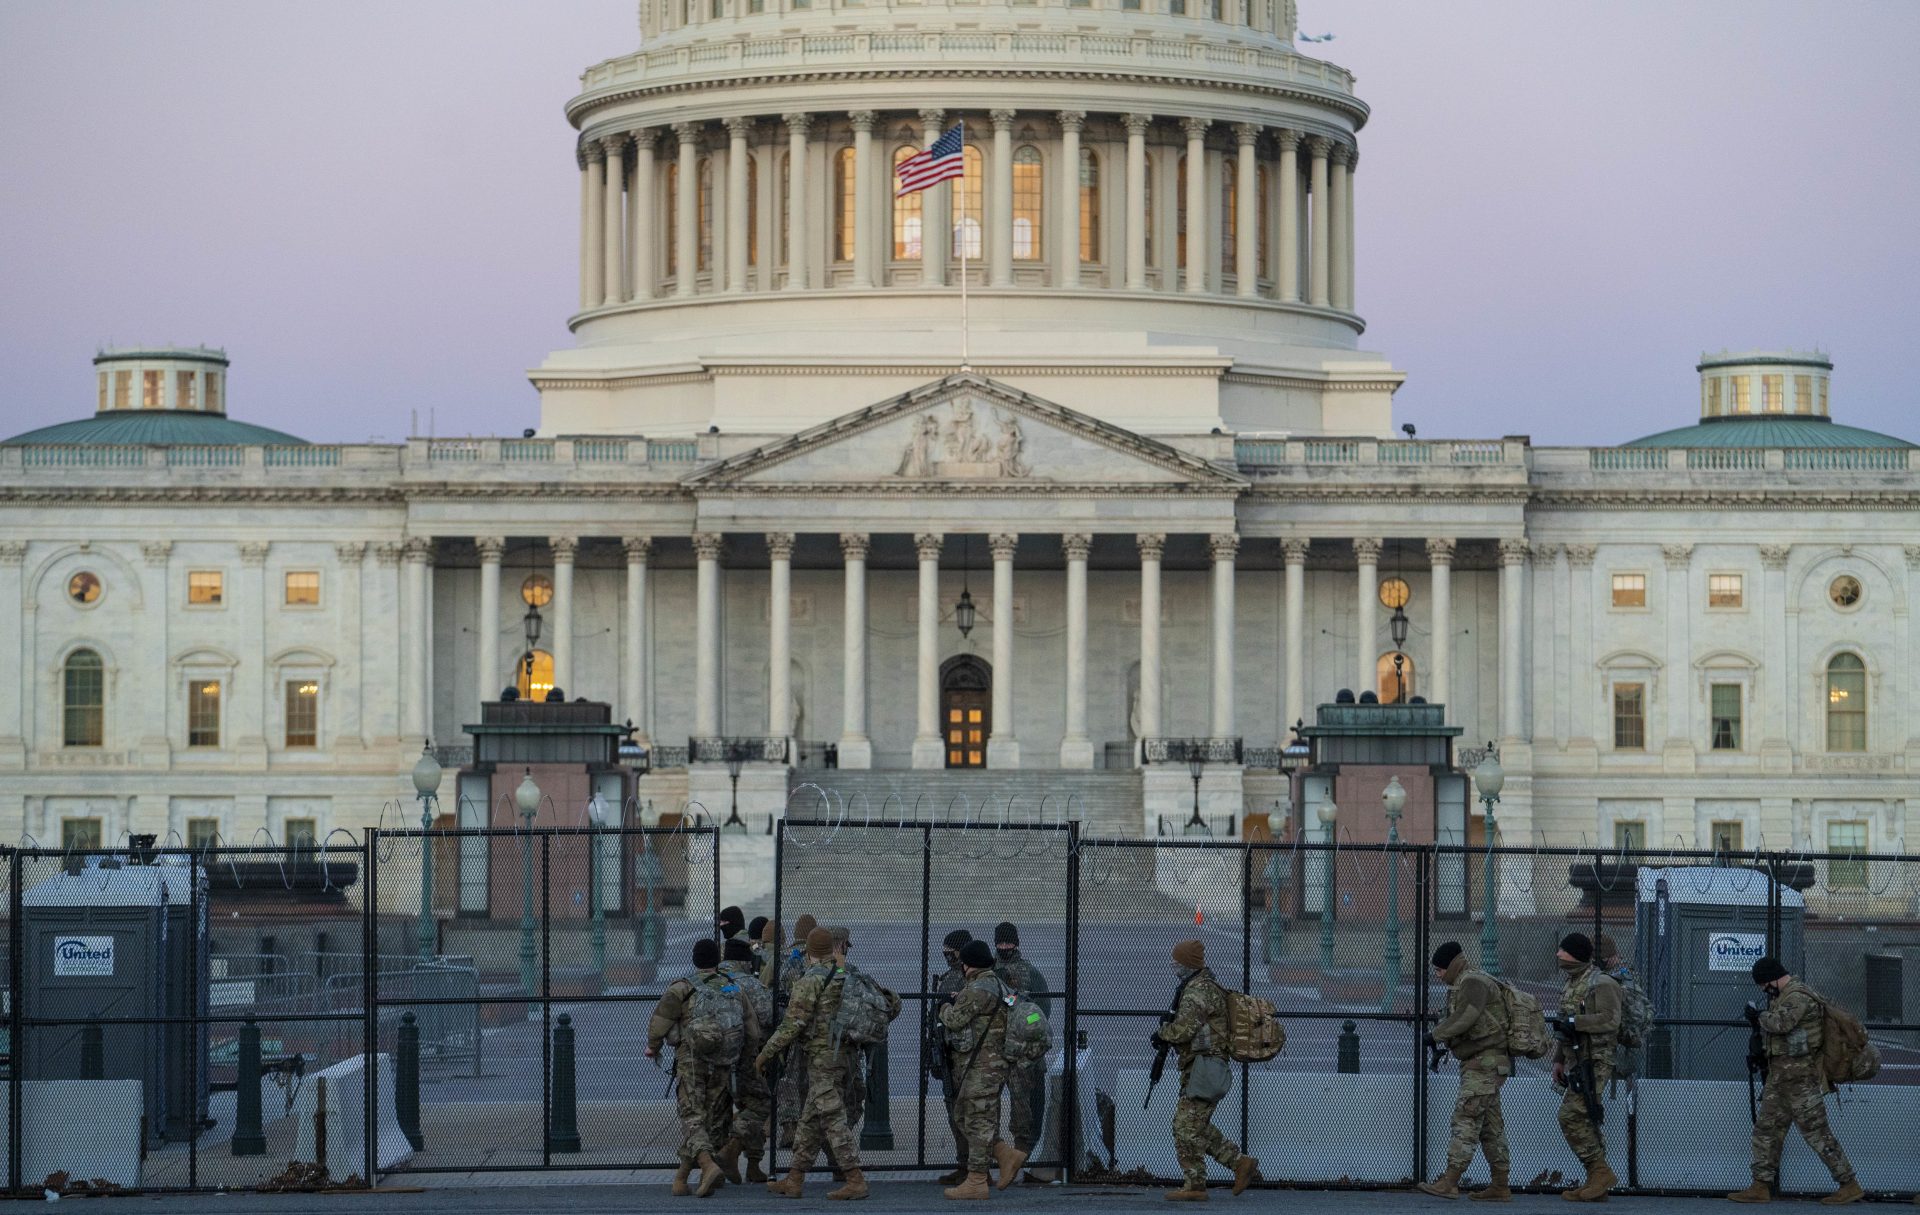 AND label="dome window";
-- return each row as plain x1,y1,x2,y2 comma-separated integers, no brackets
67,571,102,606
1828,575,1863,610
